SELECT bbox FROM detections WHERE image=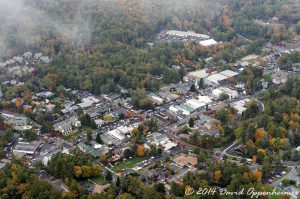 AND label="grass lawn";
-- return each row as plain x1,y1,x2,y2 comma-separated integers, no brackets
297,167,300,176
111,157,147,171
